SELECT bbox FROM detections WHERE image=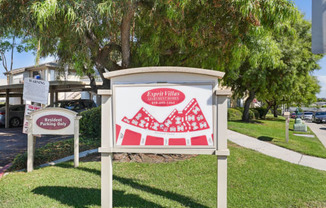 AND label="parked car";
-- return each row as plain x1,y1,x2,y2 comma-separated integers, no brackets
291,112,302,119
48,99,97,113
301,112,313,120
0,104,25,127
312,111,326,123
